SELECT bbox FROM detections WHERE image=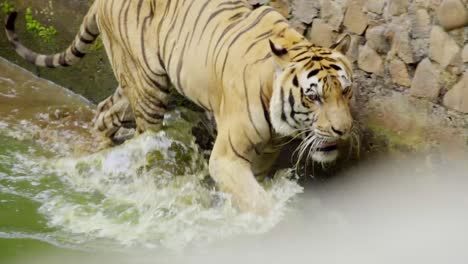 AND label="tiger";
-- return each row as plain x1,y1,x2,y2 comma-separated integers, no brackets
5,0,354,214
